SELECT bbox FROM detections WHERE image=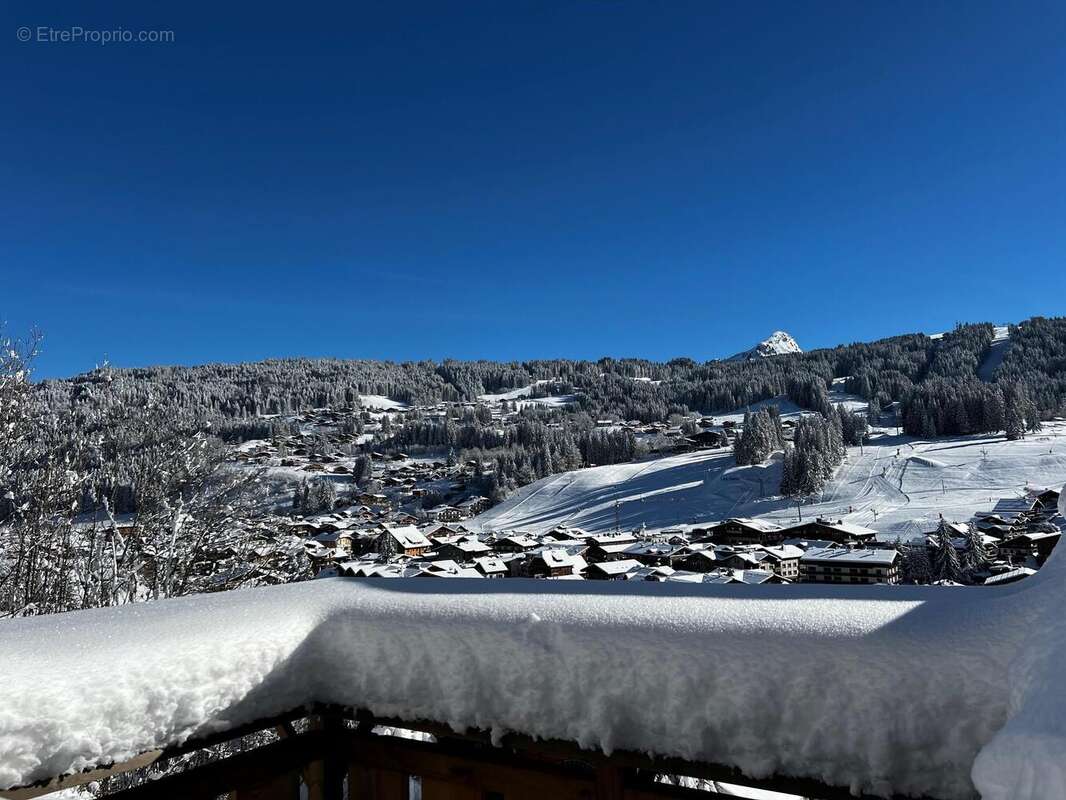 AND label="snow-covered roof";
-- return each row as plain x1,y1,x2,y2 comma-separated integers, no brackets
720,517,783,533
800,547,899,566
473,557,507,574
537,549,585,570
382,524,431,549
587,559,643,576
1,483,1065,800
792,518,878,537
732,569,779,585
